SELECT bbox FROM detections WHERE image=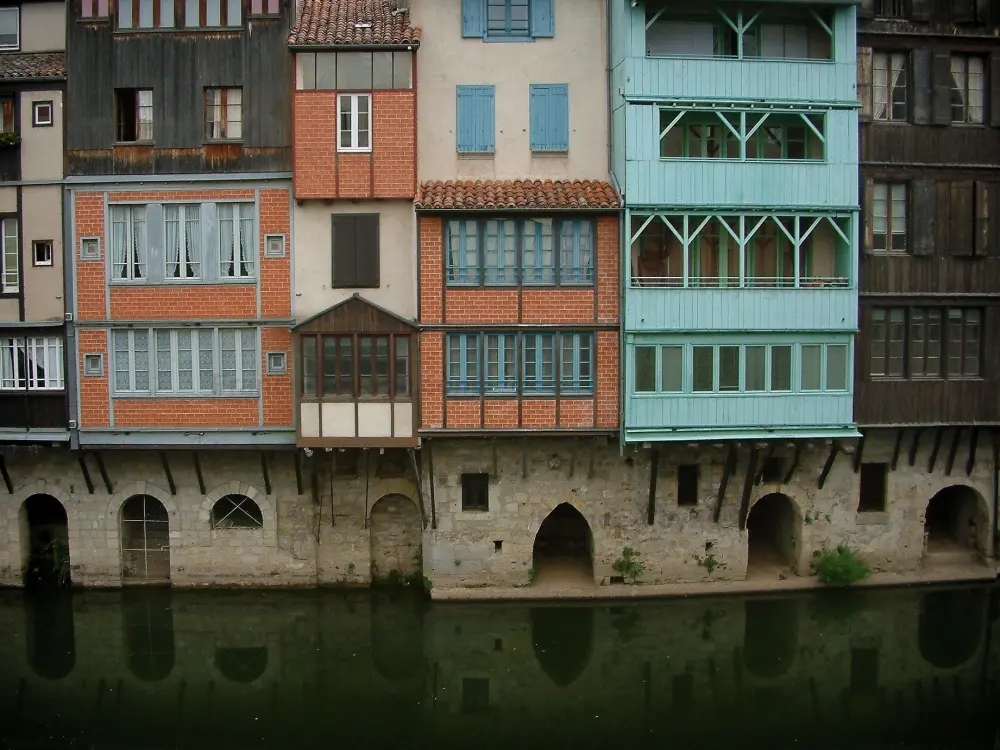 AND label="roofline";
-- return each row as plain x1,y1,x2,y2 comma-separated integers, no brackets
292,292,418,331
414,206,622,213
287,42,419,51
0,75,66,83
